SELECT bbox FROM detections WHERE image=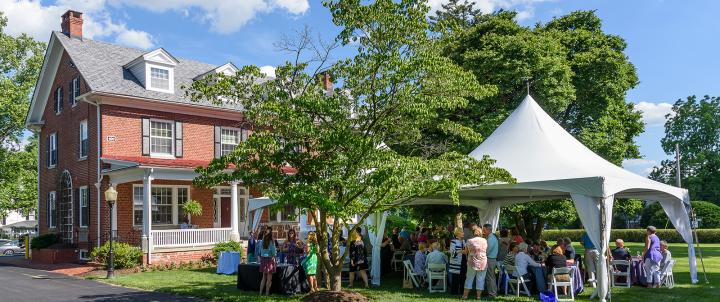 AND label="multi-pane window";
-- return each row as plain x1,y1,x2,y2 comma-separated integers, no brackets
133,186,190,226
54,87,63,114
71,78,80,106
177,187,188,223
150,67,170,90
48,133,58,167
221,128,240,156
150,120,173,155
79,120,88,159
79,187,89,227
47,192,56,228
